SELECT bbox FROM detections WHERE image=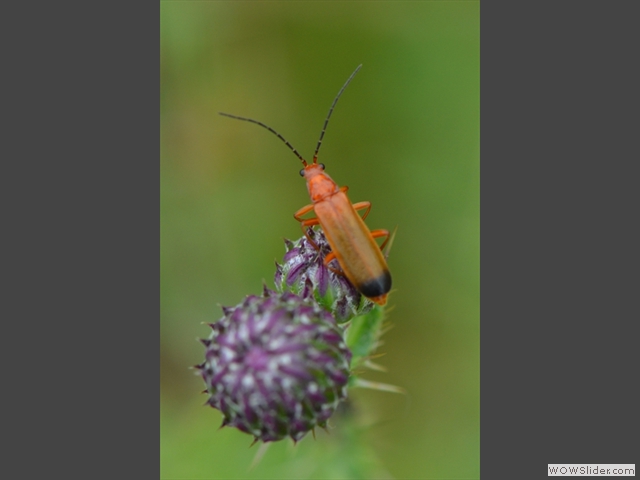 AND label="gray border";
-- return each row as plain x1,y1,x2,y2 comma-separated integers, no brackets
481,2,638,478
2,3,159,478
